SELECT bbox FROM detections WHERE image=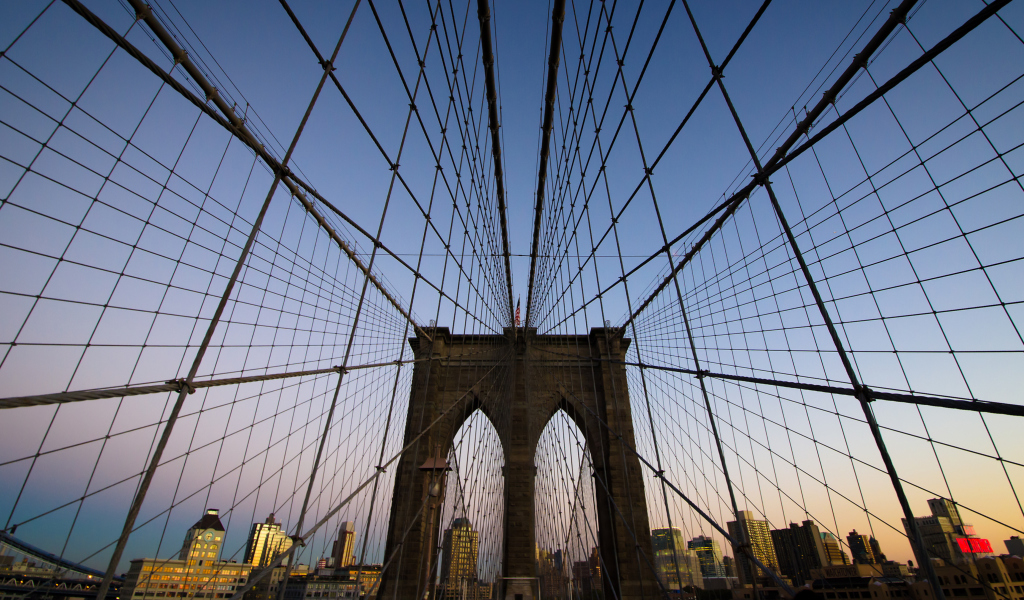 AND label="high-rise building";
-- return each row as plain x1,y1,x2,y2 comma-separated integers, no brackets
121,509,253,600
903,497,988,566
245,513,293,567
1007,536,1024,556
439,518,479,600
572,560,597,597
331,522,356,569
722,555,735,578
588,547,603,593
537,547,569,600
726,511,780,585
928,498,965,534
847,530,879,565
651,528,702,590
820,532,850,566
770,521,828,585
688,535,726,578
869,537,886,563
